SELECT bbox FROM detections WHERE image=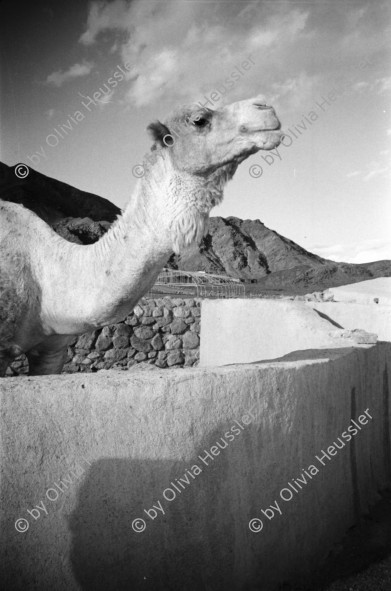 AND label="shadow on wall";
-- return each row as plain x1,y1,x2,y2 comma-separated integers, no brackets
67,425,309,591
66,361,391,591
